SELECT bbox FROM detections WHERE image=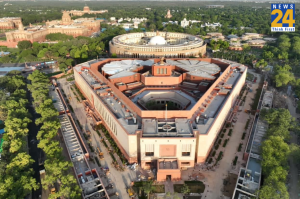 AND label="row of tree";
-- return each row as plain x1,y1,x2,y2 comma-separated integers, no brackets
259,108,296,199
27,70,81,199
0,71,39,198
